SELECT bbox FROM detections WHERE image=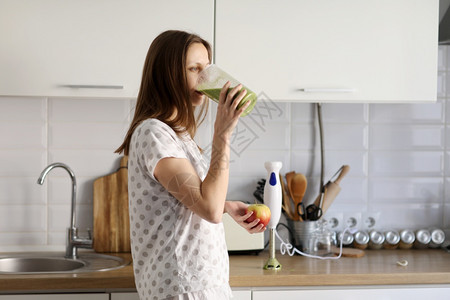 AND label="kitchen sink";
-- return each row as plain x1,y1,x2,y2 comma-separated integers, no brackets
0,252,130,274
